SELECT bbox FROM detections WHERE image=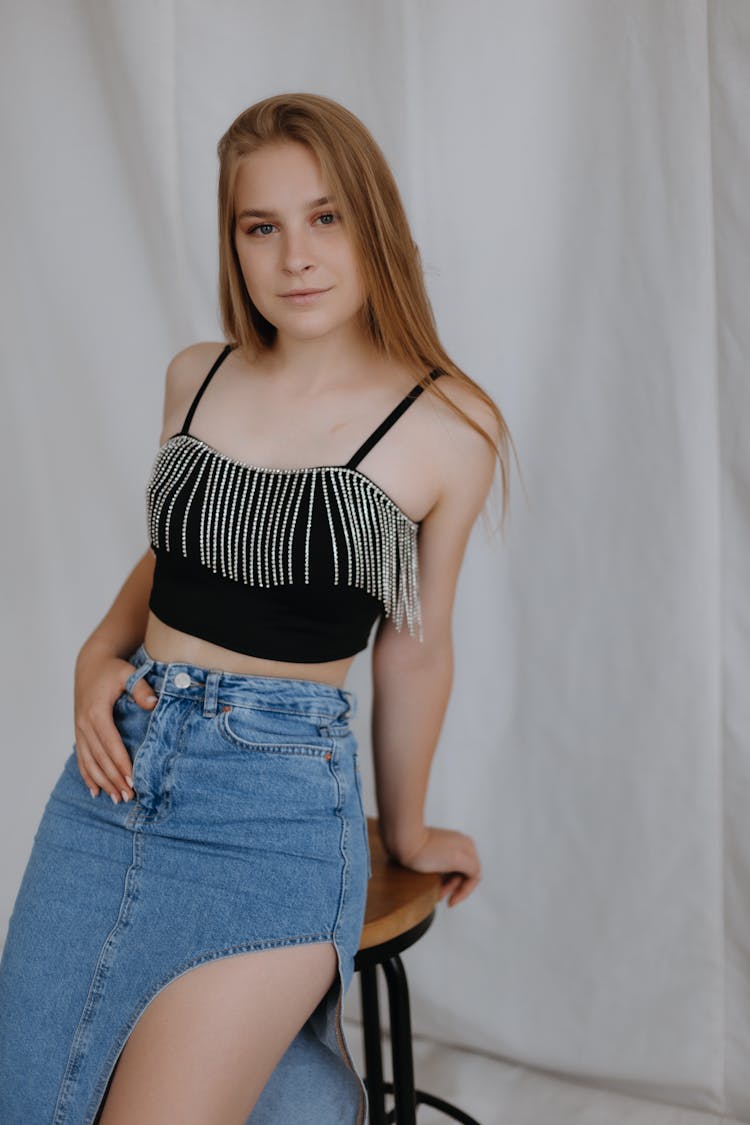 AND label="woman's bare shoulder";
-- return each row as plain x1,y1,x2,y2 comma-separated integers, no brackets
159,341,230,442
422,369,500,443
419,370,501,503
166,341,230,382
